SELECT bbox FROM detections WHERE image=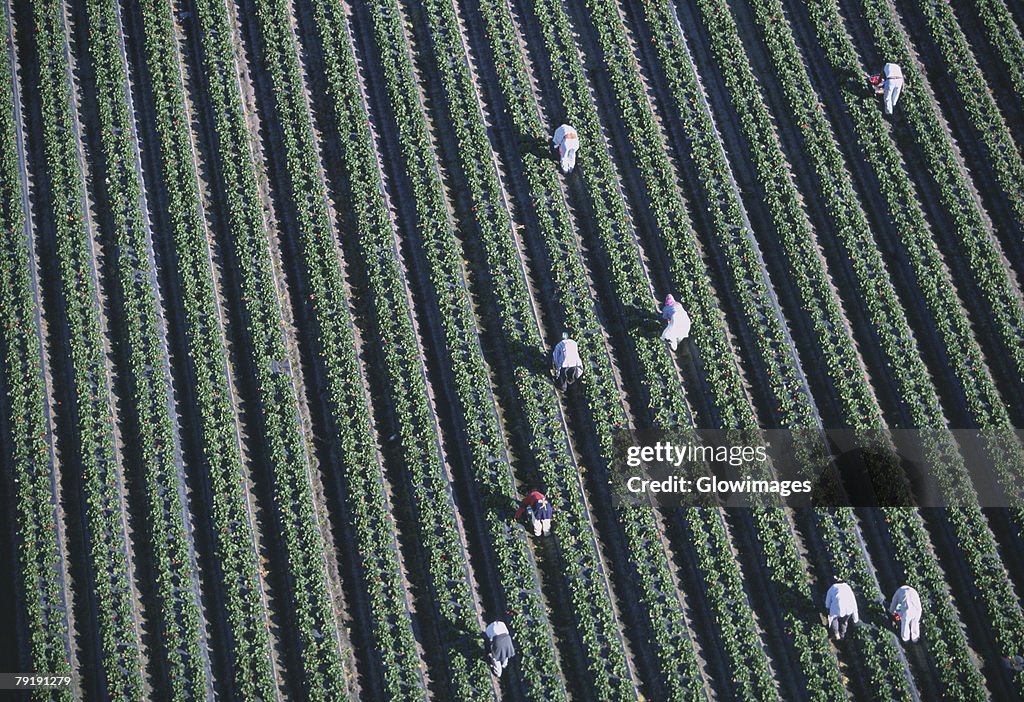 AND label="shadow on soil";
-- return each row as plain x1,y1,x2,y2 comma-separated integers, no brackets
517,132,555,160
621,304,664,337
